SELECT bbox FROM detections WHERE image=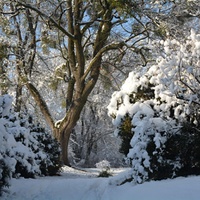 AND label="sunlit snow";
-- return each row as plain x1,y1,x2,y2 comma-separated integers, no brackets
3,167,200,200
